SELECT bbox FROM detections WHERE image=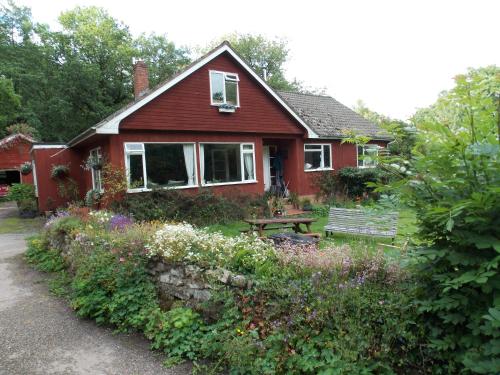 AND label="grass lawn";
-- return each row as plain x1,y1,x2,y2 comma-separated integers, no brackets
0,216,45,234
206,207,417,256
